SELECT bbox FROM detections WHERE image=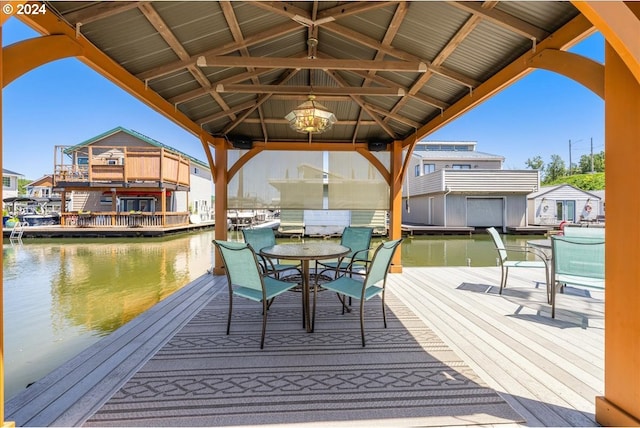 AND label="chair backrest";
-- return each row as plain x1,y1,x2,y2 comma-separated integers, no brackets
214,240,264,292
563,226,605,239
242,228,277,252
341,227,373,261
364,239,403,289
486,227,507,262
552,236,605,281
